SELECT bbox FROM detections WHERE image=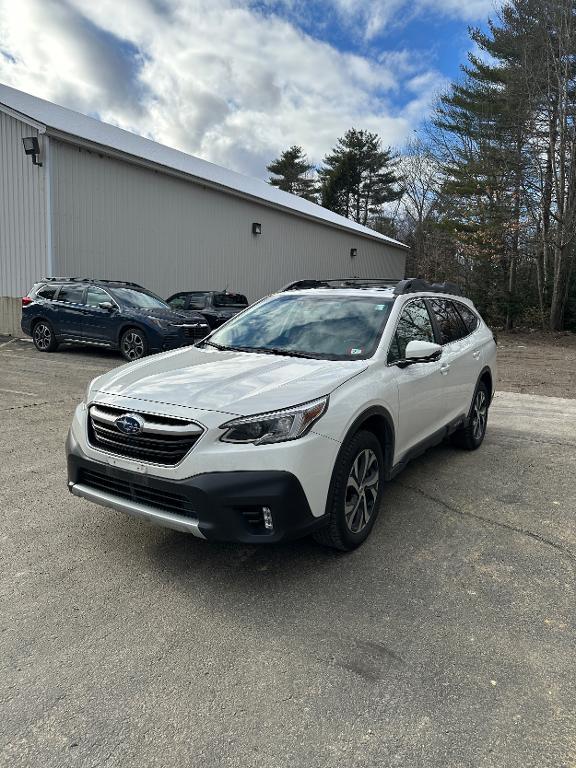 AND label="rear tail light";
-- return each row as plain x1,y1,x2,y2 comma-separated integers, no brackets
22,296,33,306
